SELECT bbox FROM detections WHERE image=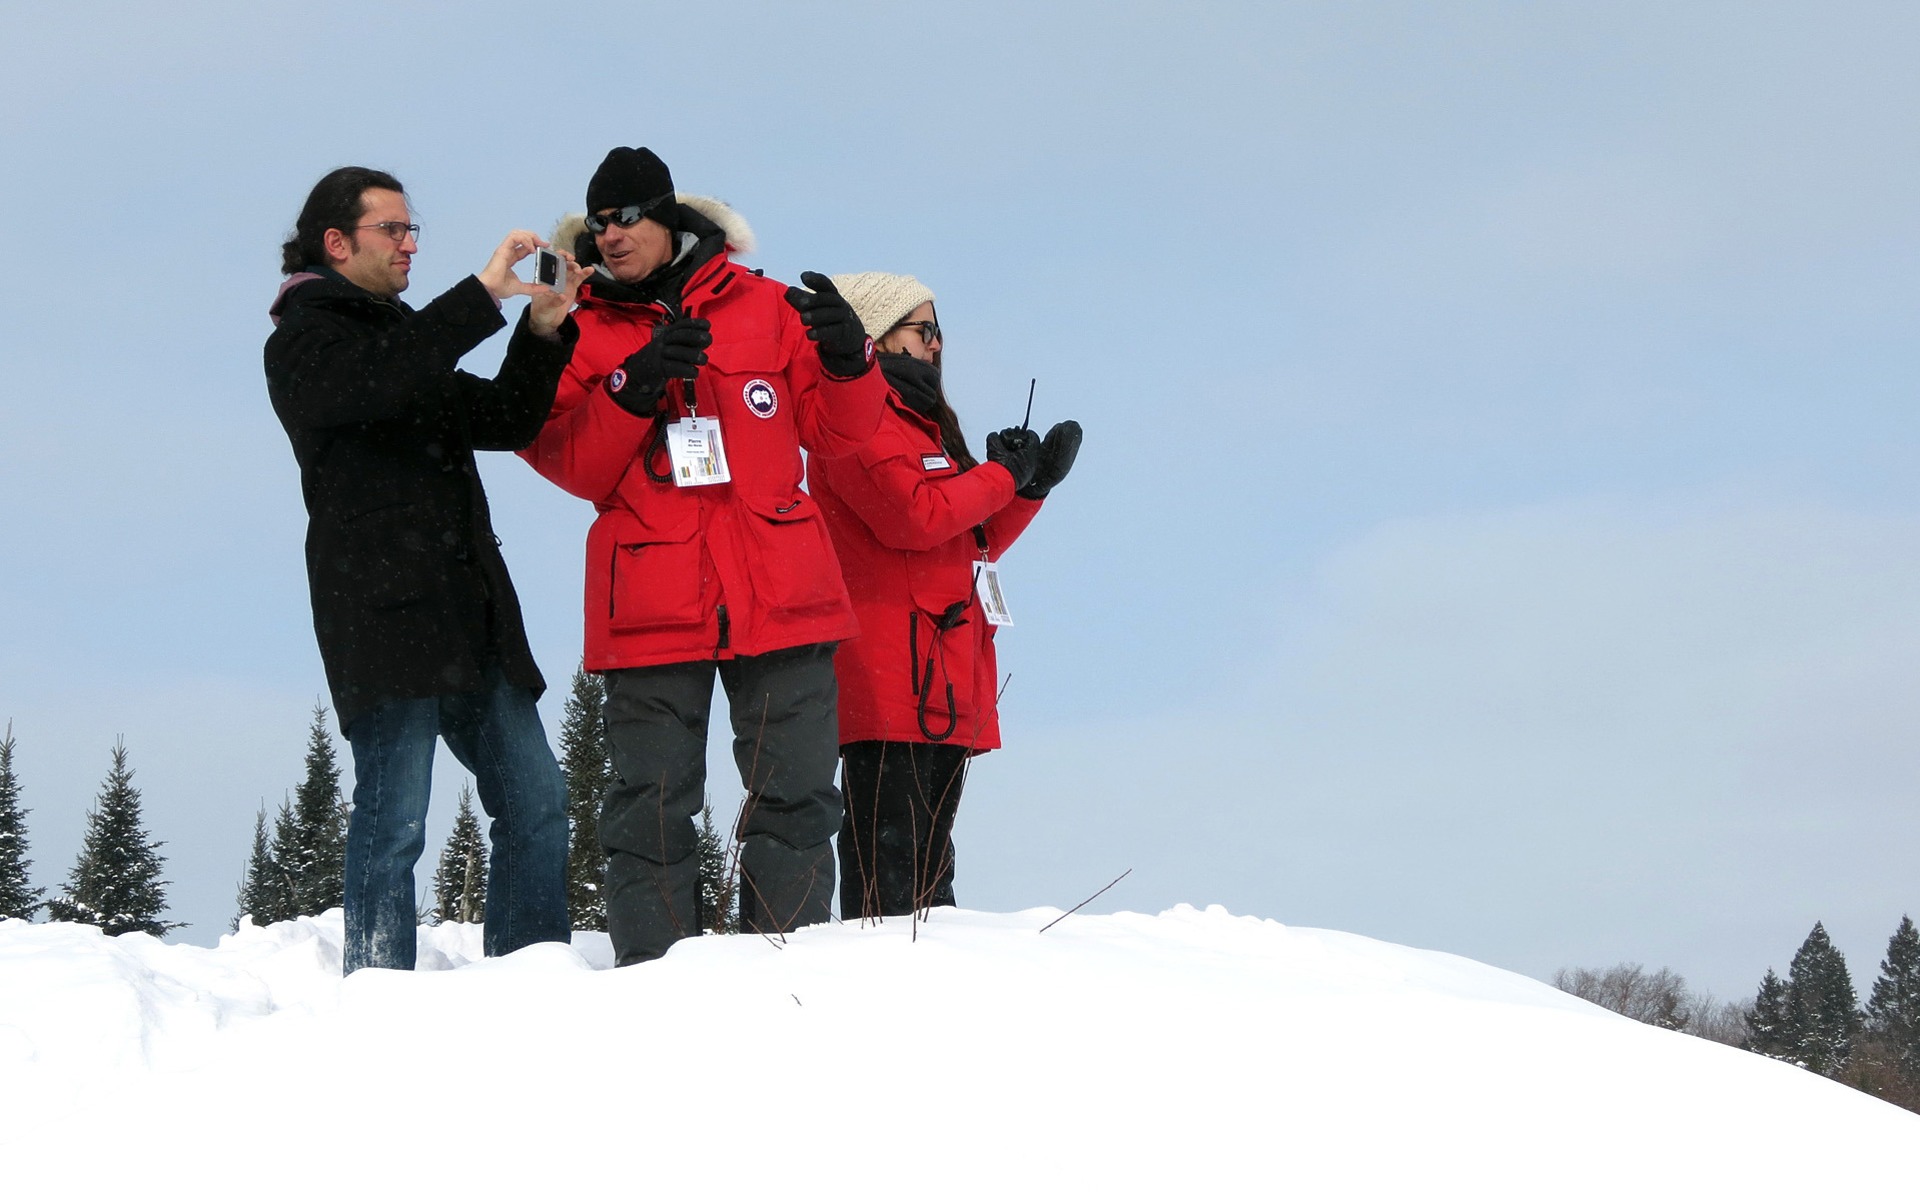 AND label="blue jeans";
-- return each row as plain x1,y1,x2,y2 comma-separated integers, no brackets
342,671,571,973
